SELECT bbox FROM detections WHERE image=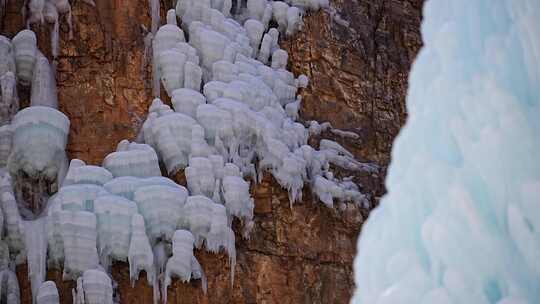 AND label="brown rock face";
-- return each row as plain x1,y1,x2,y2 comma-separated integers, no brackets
283,0,423,166
2,0,423,303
